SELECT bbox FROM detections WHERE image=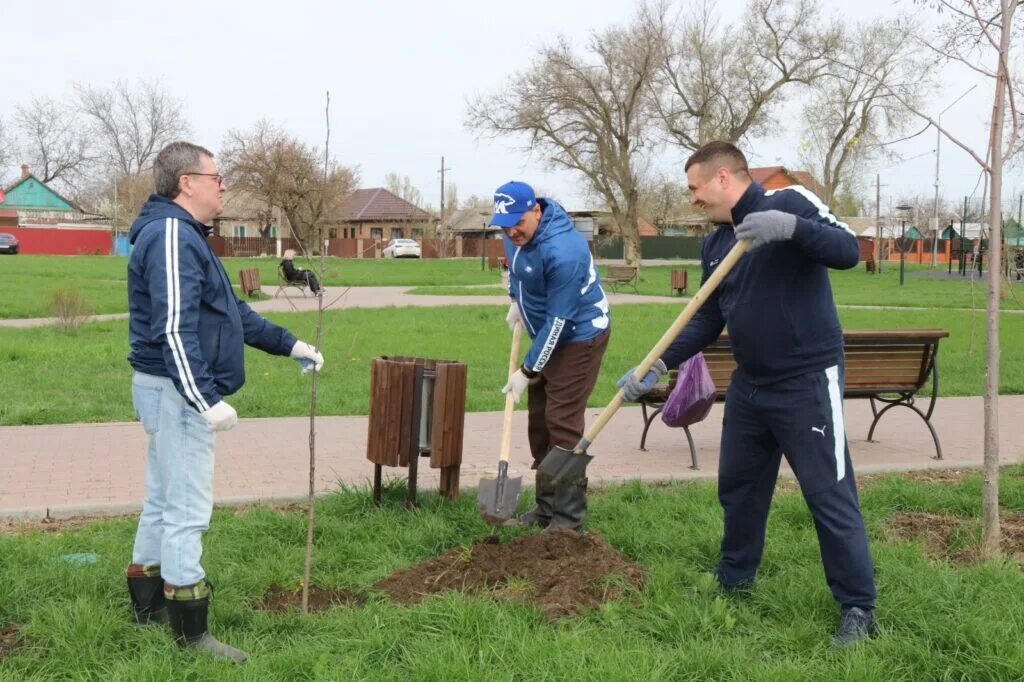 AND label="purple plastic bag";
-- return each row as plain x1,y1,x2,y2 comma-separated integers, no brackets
660,352,717,428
